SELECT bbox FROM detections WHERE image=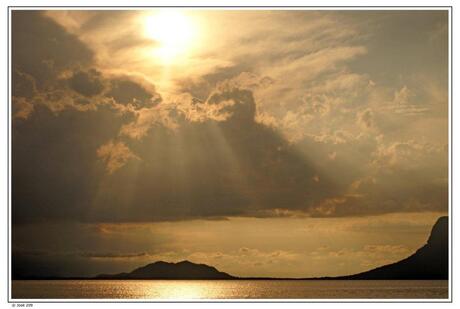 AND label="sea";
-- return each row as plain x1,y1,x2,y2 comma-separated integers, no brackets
11,280,448,300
